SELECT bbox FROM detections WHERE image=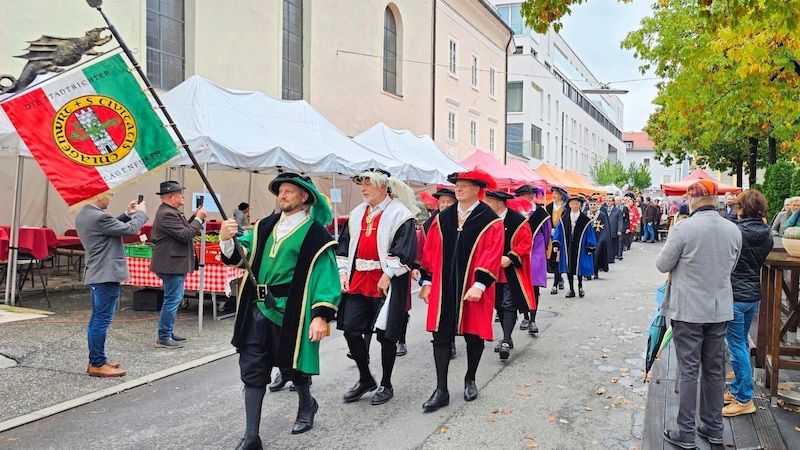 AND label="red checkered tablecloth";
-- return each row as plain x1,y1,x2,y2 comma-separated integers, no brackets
123,257,244,296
